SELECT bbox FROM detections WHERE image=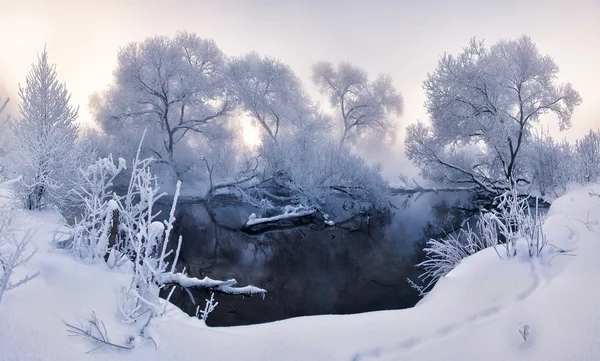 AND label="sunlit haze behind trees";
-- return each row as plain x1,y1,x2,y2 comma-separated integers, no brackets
2,0,599,181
